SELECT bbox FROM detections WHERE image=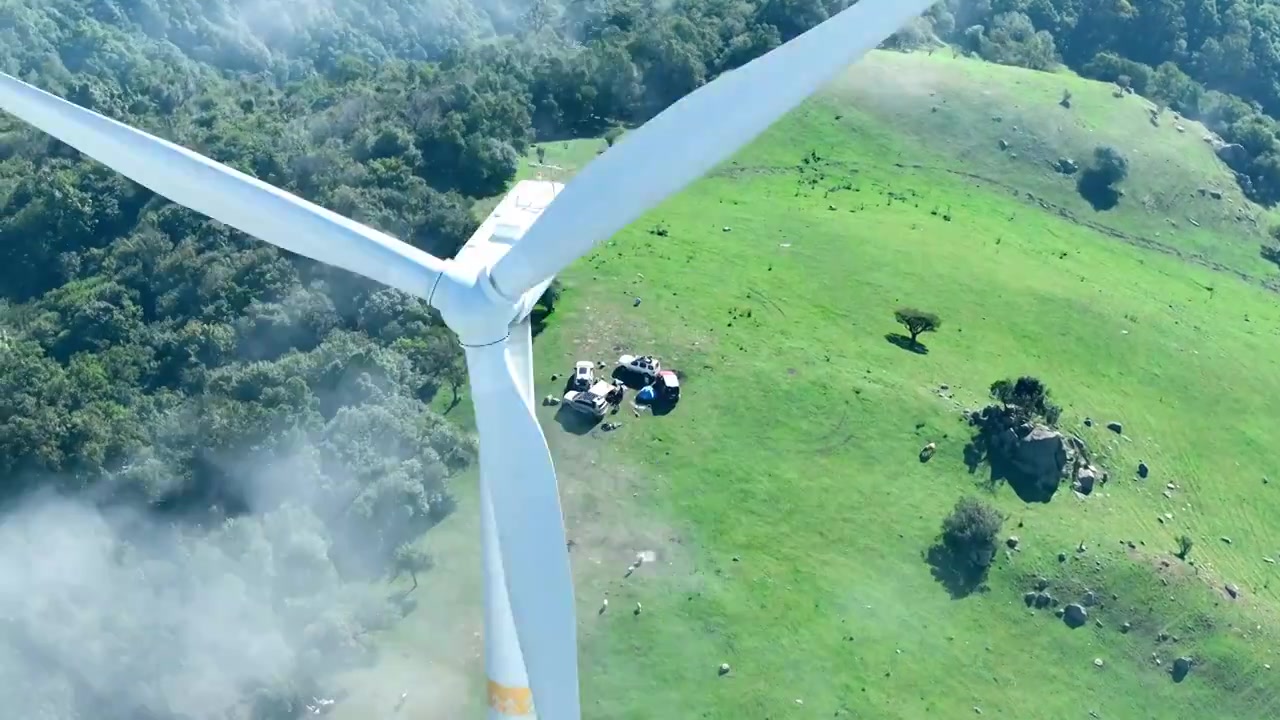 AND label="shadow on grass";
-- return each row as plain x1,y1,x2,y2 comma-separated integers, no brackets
531,306,551,339
611,366,650,389
924,542,990,600
554,405,599,435
884,333,929,355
